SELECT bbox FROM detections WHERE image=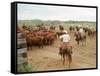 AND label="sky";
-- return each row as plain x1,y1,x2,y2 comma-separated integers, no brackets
18,3,96,21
